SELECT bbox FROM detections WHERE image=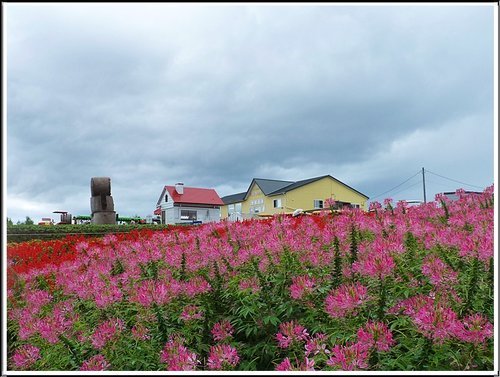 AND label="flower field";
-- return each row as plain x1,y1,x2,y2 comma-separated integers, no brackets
6,188,495,371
